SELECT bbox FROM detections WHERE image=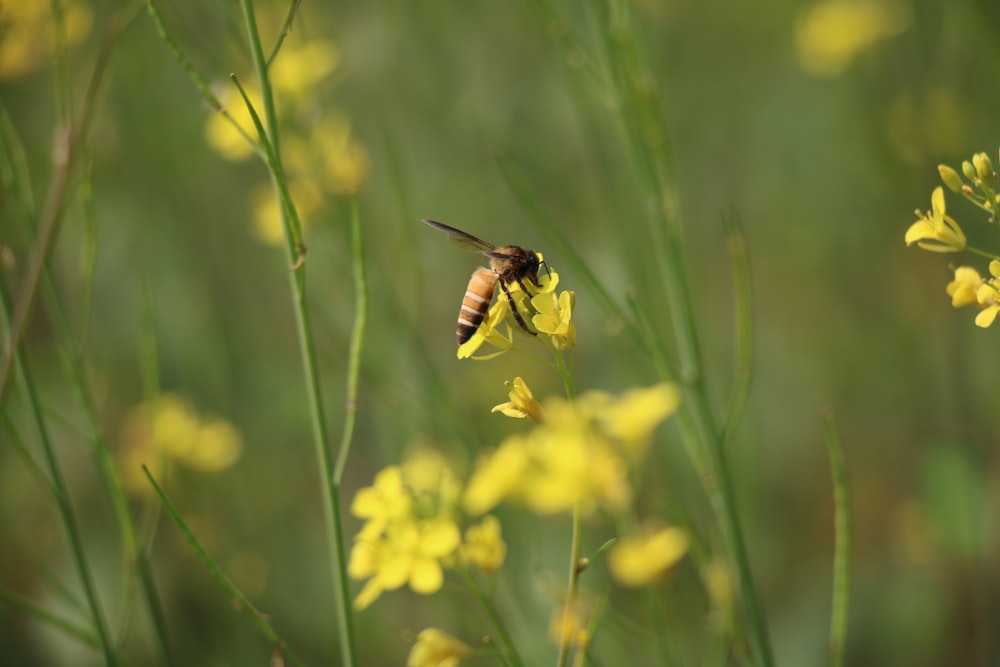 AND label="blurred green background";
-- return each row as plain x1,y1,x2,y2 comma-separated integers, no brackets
2,0,999,665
